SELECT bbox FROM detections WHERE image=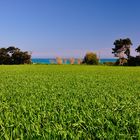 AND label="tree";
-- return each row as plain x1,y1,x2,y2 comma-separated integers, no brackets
112,38,132,65
136,45,140,56
82,52,99,65
0,47,31,64
0,48,10,64
7,46,20,54
112,38,132,58
12,51,31,64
